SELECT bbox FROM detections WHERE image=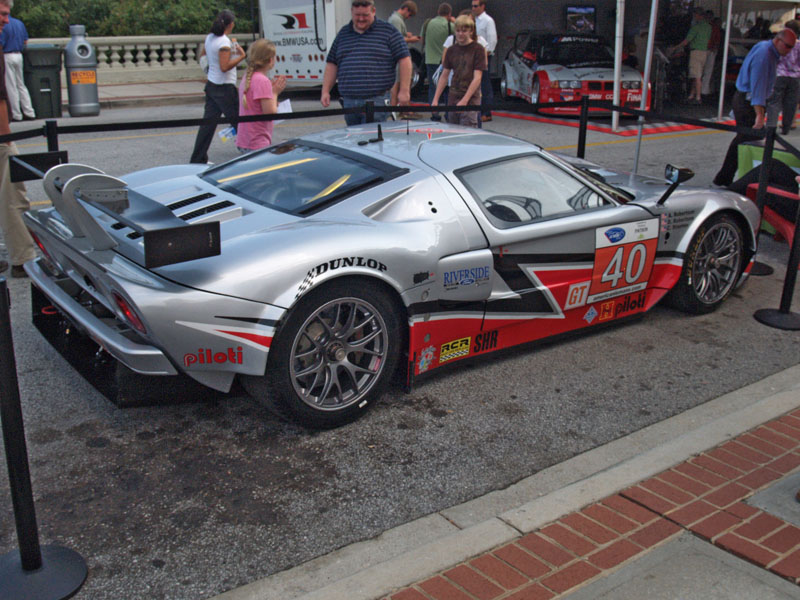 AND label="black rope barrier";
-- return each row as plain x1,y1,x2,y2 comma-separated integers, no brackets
4,95,798,334
0,277,87,599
